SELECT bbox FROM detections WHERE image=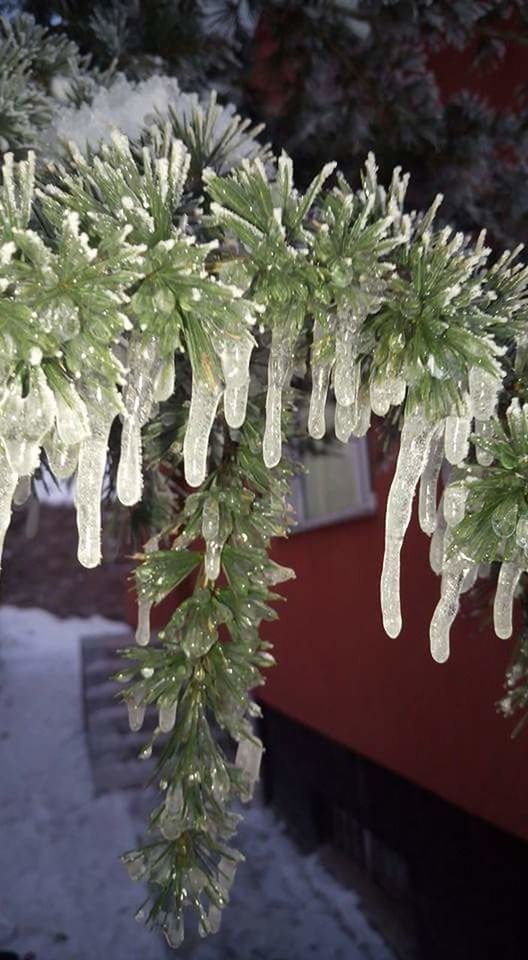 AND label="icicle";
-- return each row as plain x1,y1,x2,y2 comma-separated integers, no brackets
164,914,184,949
183,374,223,487
13,475,31,506
309,363,331,439
55,383,90,447
45,431,79,479
493,561,522,639
443,483,467,528
76,393,118,569
429,515,446,575
263,331,292,468
351,385,371,437
205,539,222,581
335,402,354,443
516,516,528,553
333,314,359,406
429,561,469,663
370,377,393,416
117,335,160,507
0,439,18,572
474,419,494,466
418,429,444,535
158,696,177,733
202,495,220,541
388,377,406,407
444,398,471,465
135,594,152,646
221,334,254,429
235,736,263,801
381,413,436,637
153,354,175,403
216,856,238,898
469,365,500,421
461,564,478,594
